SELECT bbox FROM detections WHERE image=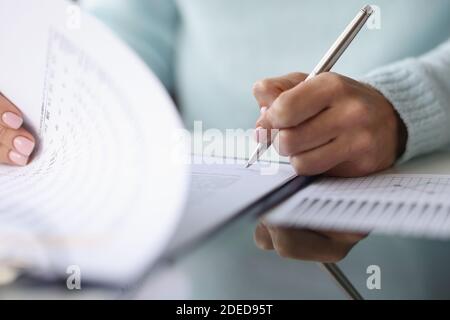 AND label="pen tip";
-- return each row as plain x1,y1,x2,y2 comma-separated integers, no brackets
362,4,374,15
